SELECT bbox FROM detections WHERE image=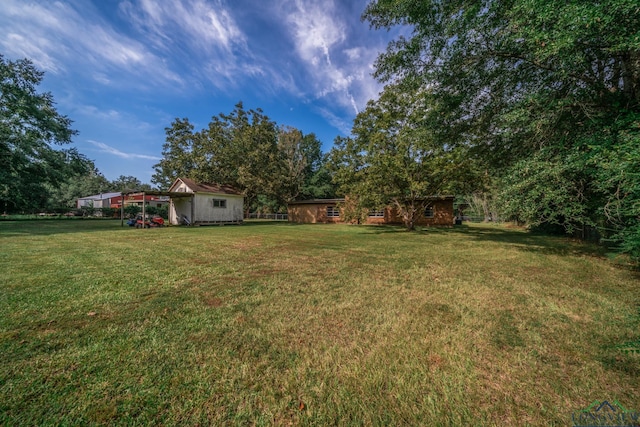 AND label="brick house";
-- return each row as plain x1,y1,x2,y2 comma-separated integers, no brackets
287,196,455,226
